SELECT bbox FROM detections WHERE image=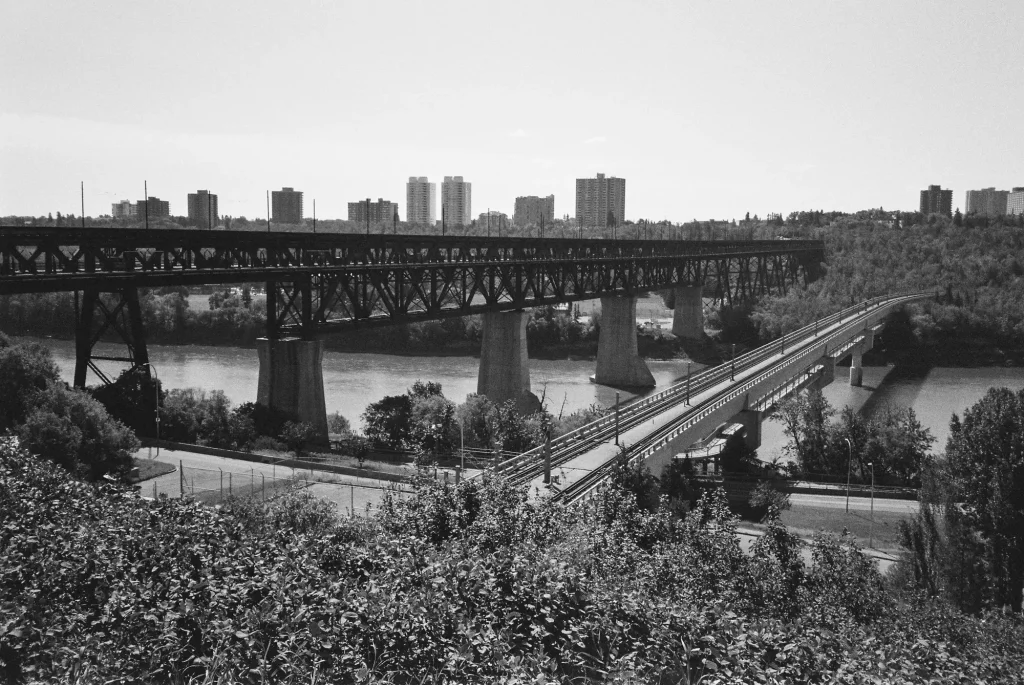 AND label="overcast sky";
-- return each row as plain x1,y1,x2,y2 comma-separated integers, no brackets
2,0,1021,222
